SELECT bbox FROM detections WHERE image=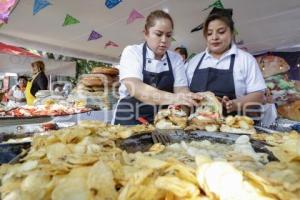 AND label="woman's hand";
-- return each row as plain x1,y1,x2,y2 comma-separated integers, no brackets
222,96,238,113
172,92,203,107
